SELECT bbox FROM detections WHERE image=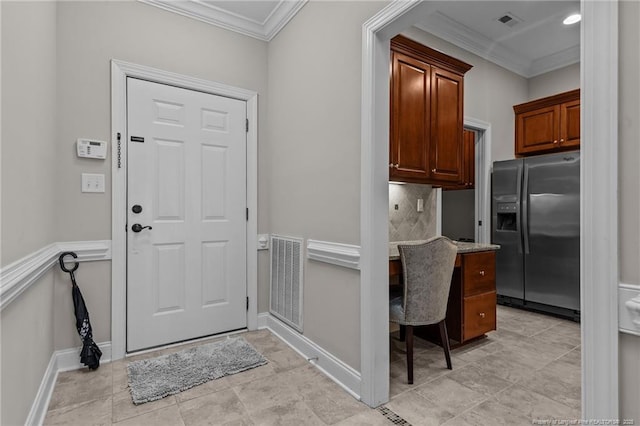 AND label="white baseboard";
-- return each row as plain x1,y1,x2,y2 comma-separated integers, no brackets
25,352,58,426
55,341,112,372
26,341,112,426
257,313,361,400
